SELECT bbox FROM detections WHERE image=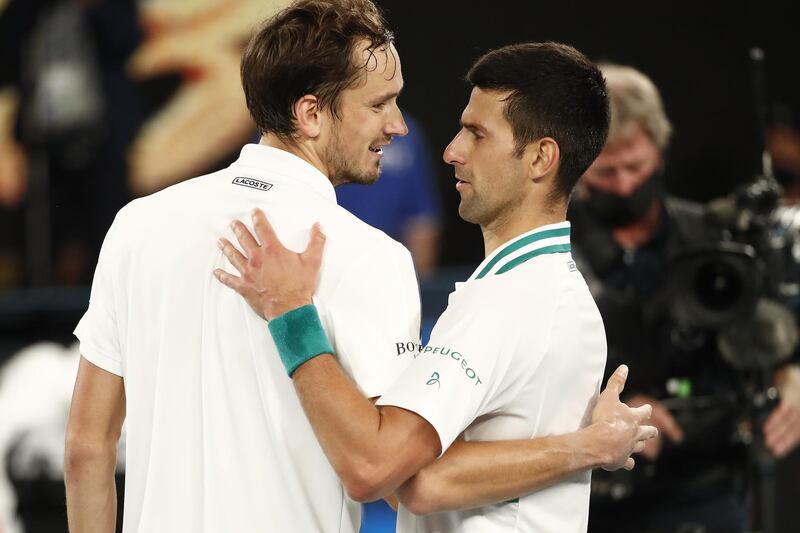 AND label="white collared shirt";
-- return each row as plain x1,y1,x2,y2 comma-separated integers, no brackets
377,222,607,533
75,144,421,533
